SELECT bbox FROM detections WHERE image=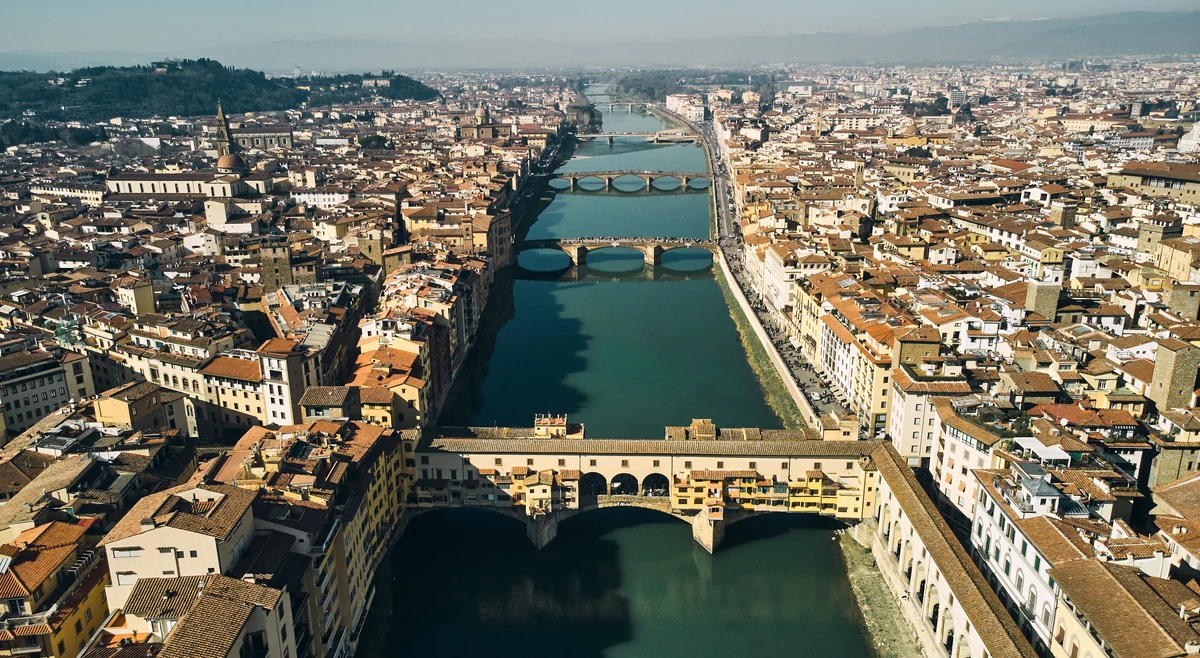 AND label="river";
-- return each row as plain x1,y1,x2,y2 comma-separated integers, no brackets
359,84,872,657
